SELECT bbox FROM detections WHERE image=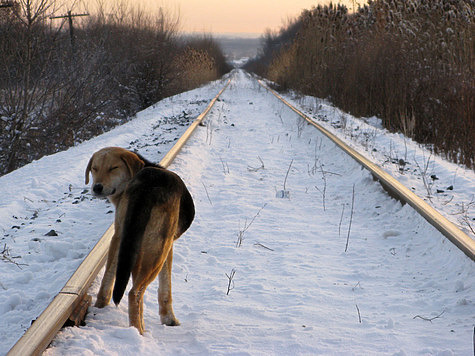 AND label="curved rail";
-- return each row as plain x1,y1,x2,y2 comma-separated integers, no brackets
7,79,231,356
258,80,475,261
